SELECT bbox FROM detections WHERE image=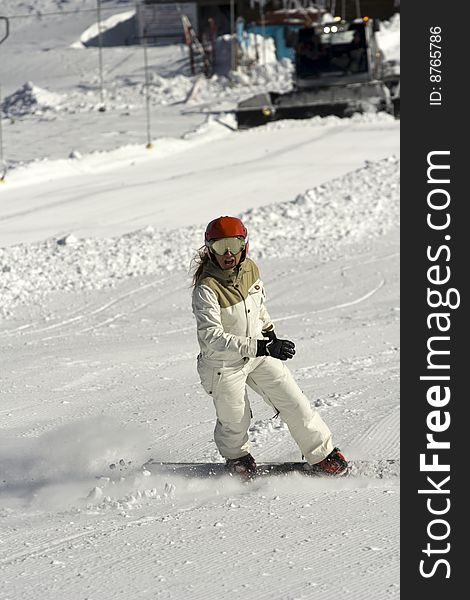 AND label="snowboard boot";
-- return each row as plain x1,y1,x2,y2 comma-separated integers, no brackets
225,453,257,479
304,448,348,476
